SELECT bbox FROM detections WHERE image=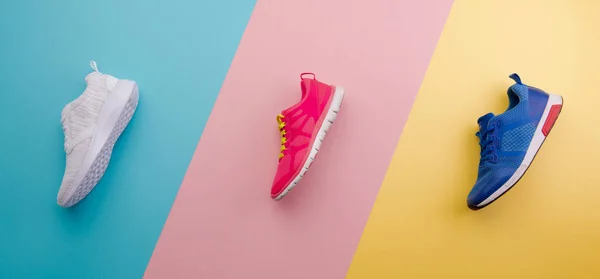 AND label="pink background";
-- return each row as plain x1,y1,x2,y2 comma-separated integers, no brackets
144,0,453,278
